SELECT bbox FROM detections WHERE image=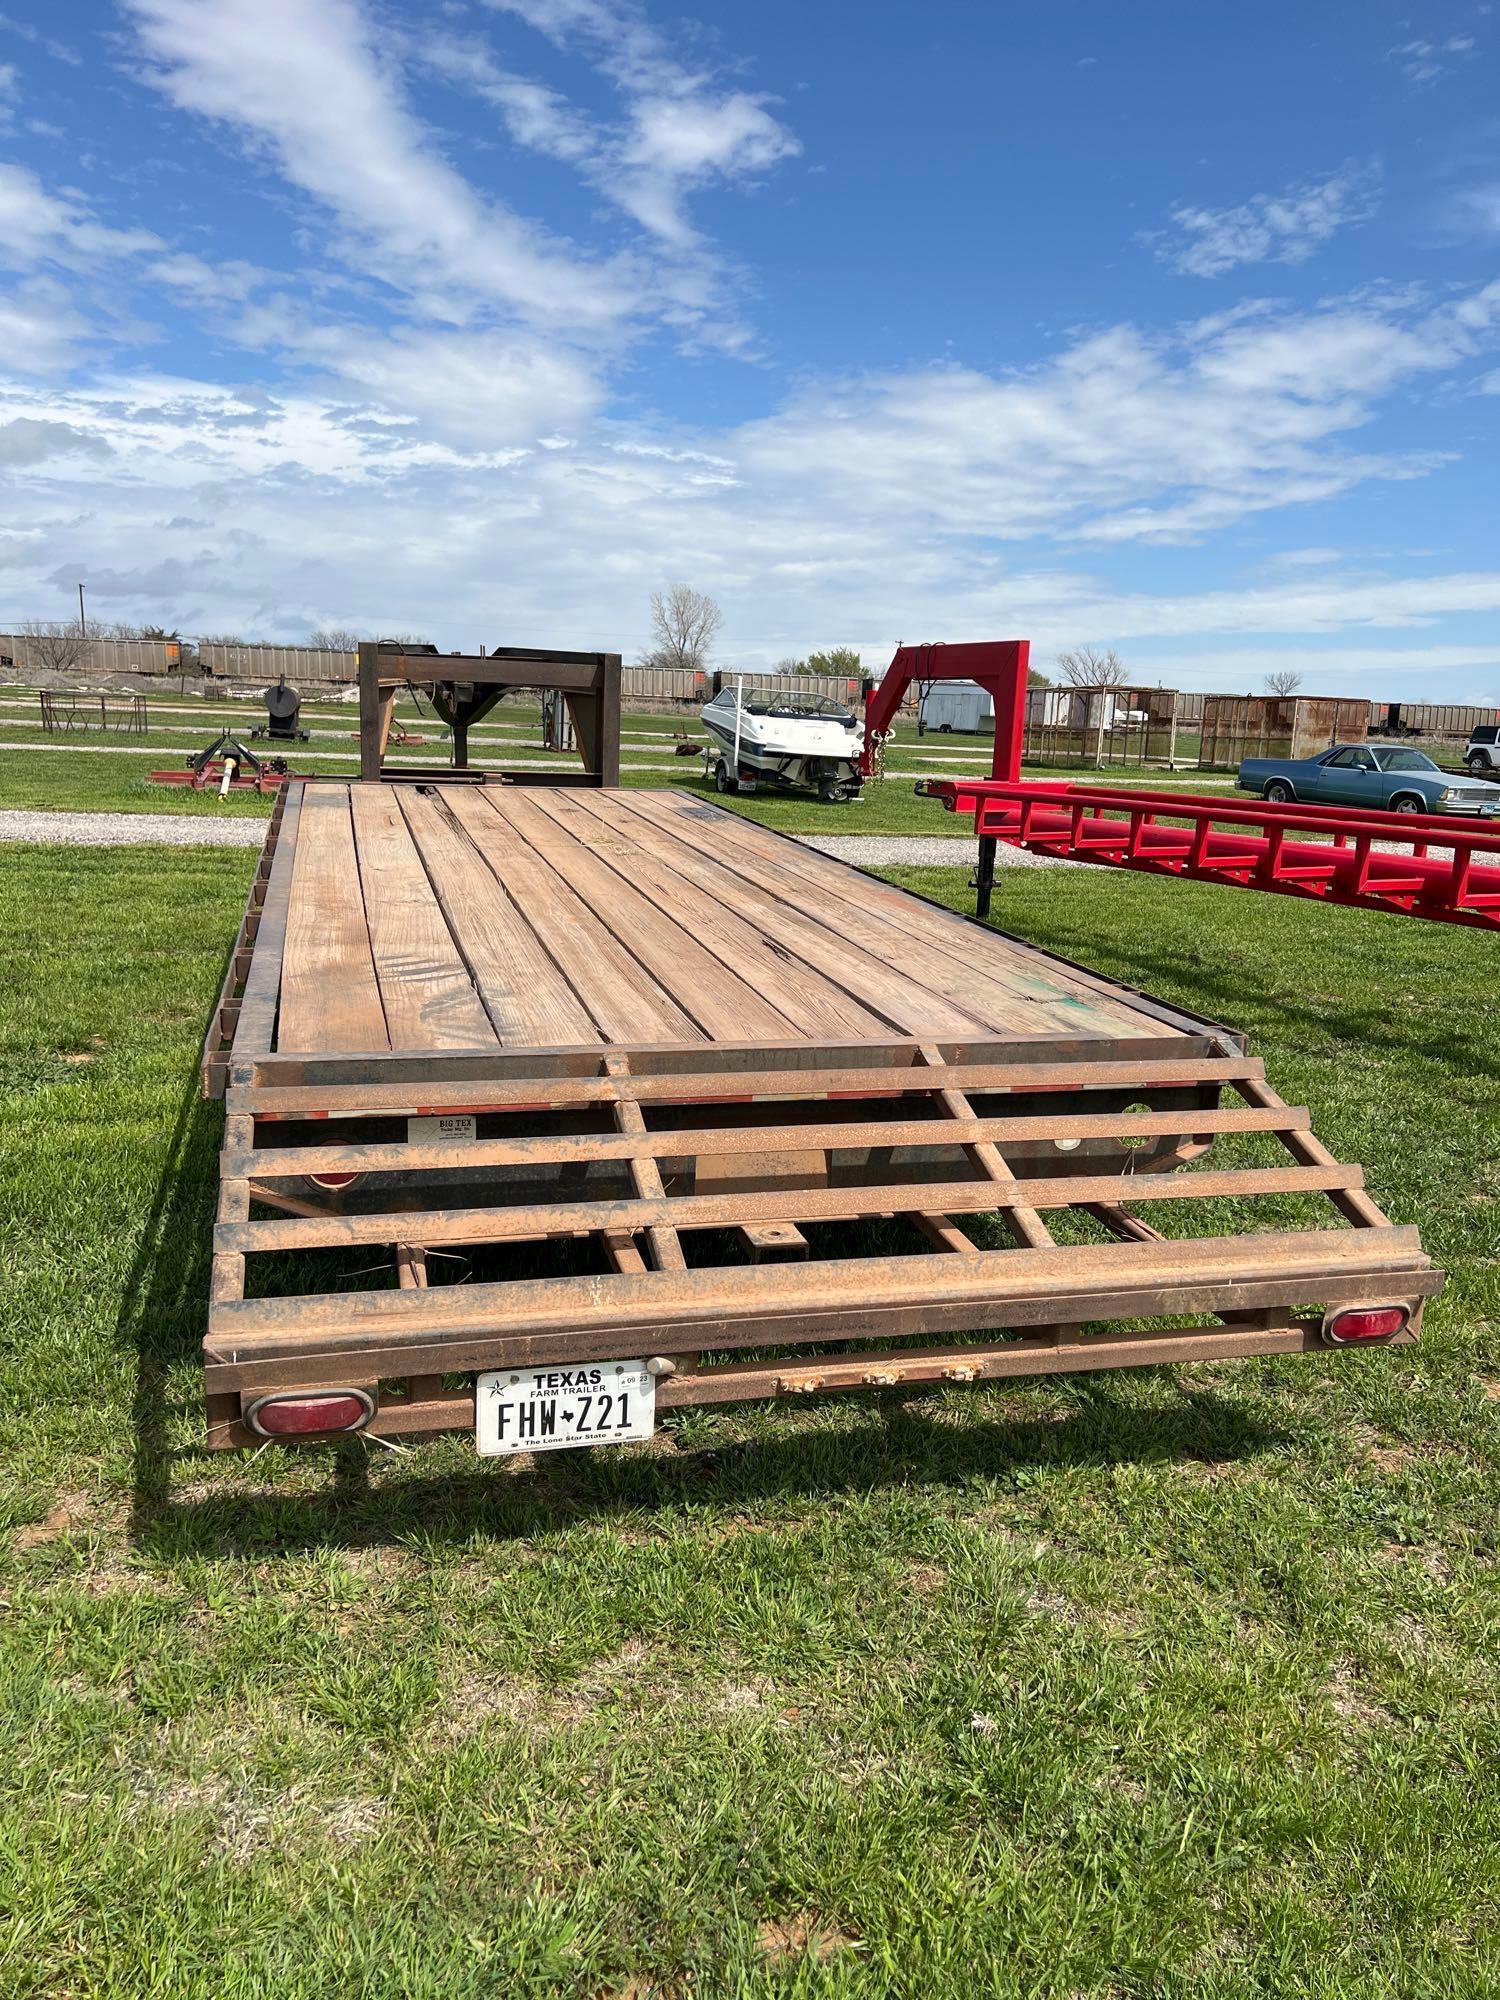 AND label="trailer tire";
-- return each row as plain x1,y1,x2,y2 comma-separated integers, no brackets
817,774,841,803
714,758,736,794
1263,780,1294,804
